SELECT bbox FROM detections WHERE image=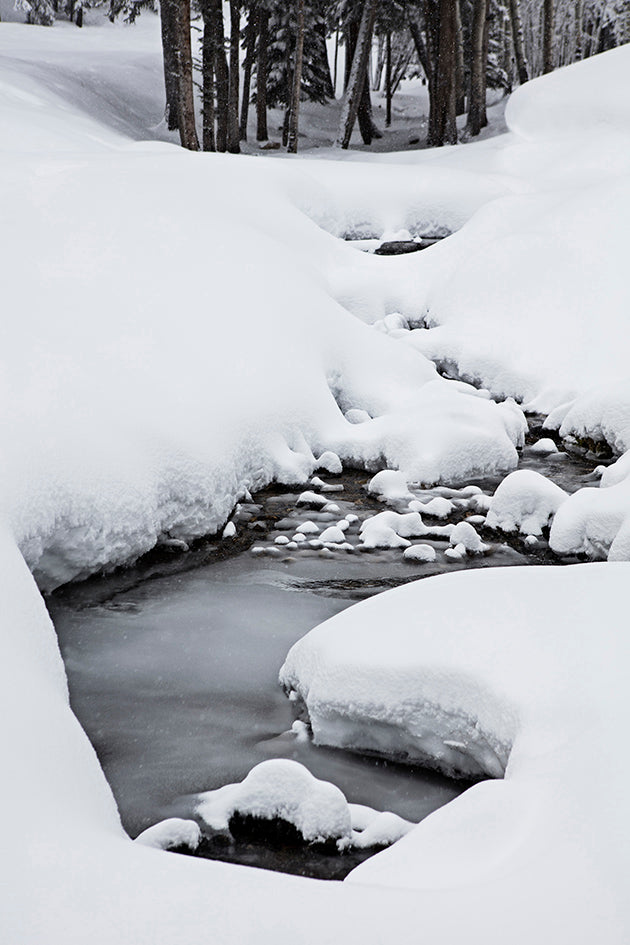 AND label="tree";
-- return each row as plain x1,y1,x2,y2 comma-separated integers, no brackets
467,0,489,136
287,0,306,151
508,0,529,83
543,0,554,72
427,0,458,147
335,0,379,149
